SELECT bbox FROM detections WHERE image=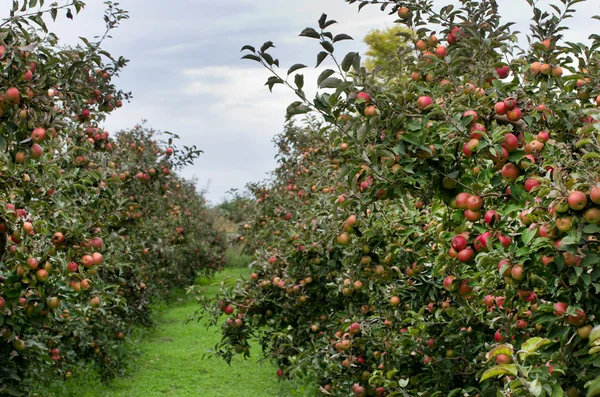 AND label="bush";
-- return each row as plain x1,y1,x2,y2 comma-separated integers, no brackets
0,2,225,394
204,0,600,395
